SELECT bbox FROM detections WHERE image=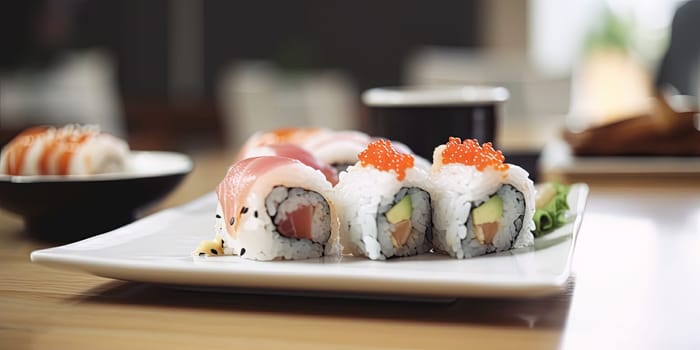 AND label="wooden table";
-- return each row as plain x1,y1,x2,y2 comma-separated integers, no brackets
1,150,699,349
